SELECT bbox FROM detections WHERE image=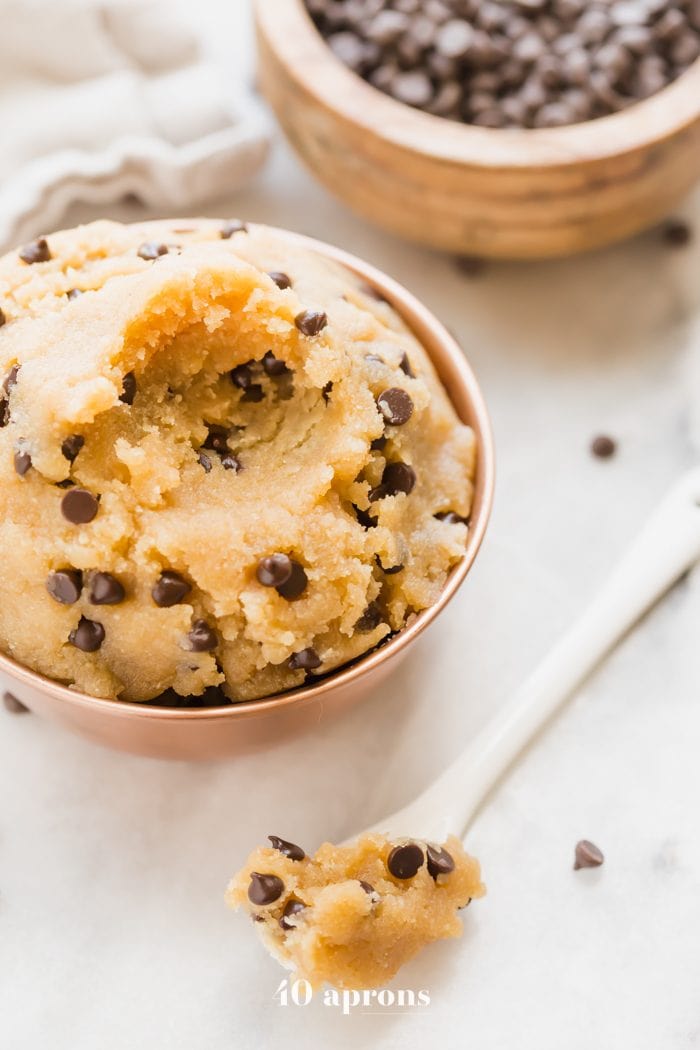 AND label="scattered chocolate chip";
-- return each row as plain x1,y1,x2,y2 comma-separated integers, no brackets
399,352,415,378
203,424,232,454
220,219,248,238
376,556,404,575
231,363,254,390
3,691,28,713
197,451,212,473
288,647,321,670
66,288,83,300
370,435,387,451
267,271,292,290
88,572,125,605
574,839,605,869
3,365,20,394
248,872,284,905
137,242,169,261
152,570,191,607
55,479,75,489
120,372,137,405
435,510,469,525
591,434,617,459
262,350,290,376
19,238,51,264
295,310,328,336
61,434,85,462
382,461,416,495
377,388,413,426
0,307,6,327
13,450,31,476
355,601,383,632
60,487,99,525
387,842,425,879
221,452,242,472
257,554,293,588
276,560,309,601
353,504,378,529
186,620,218,652
46,569,83,605
663,219,692,246
0,398,7,427
69,616,105,652
268,836,306,861
322,381,333,403
368,484,388,503
279,898,306,930
426,844,455,878
241,383,265,403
